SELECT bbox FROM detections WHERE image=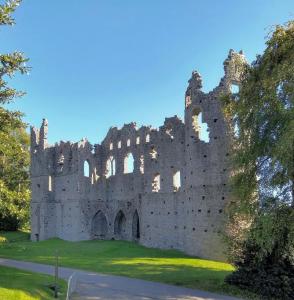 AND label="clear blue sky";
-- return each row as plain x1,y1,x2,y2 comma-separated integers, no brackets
2,0,293,145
